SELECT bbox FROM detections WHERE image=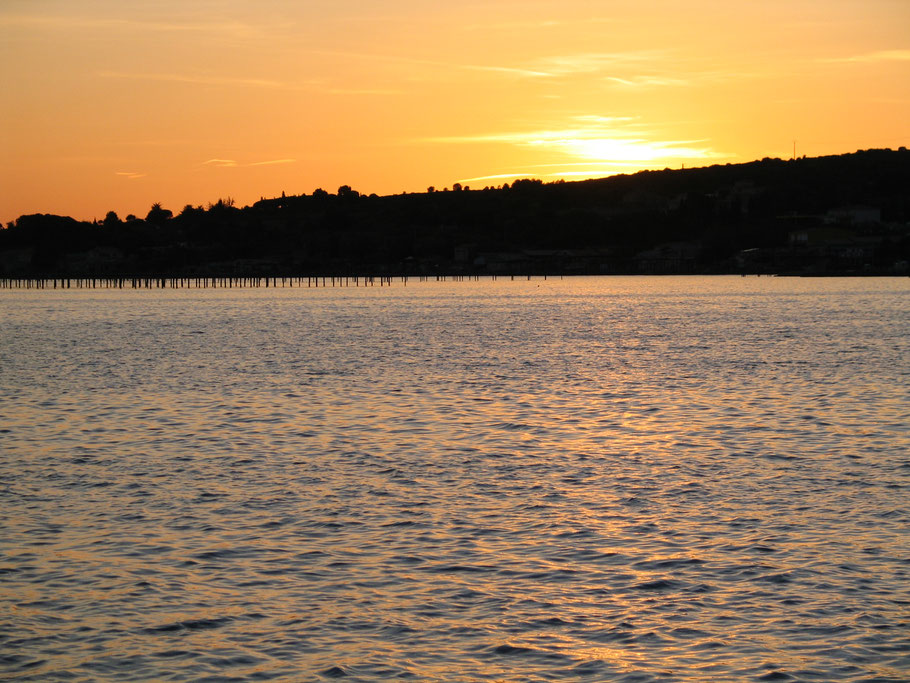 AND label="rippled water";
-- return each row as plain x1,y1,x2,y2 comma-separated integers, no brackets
1,276,908,682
